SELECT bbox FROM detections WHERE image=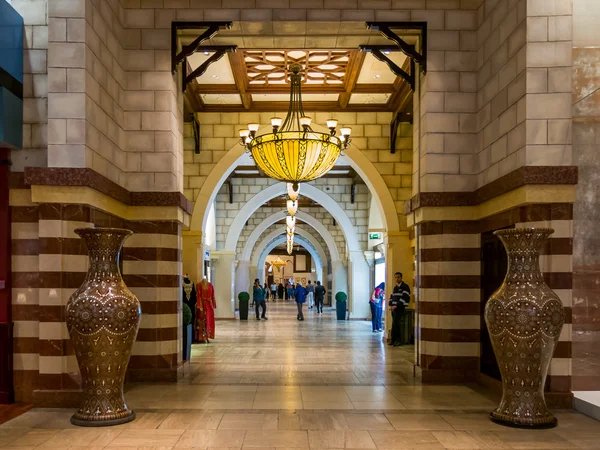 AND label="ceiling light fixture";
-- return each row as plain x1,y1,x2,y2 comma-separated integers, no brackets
239,63,351,191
